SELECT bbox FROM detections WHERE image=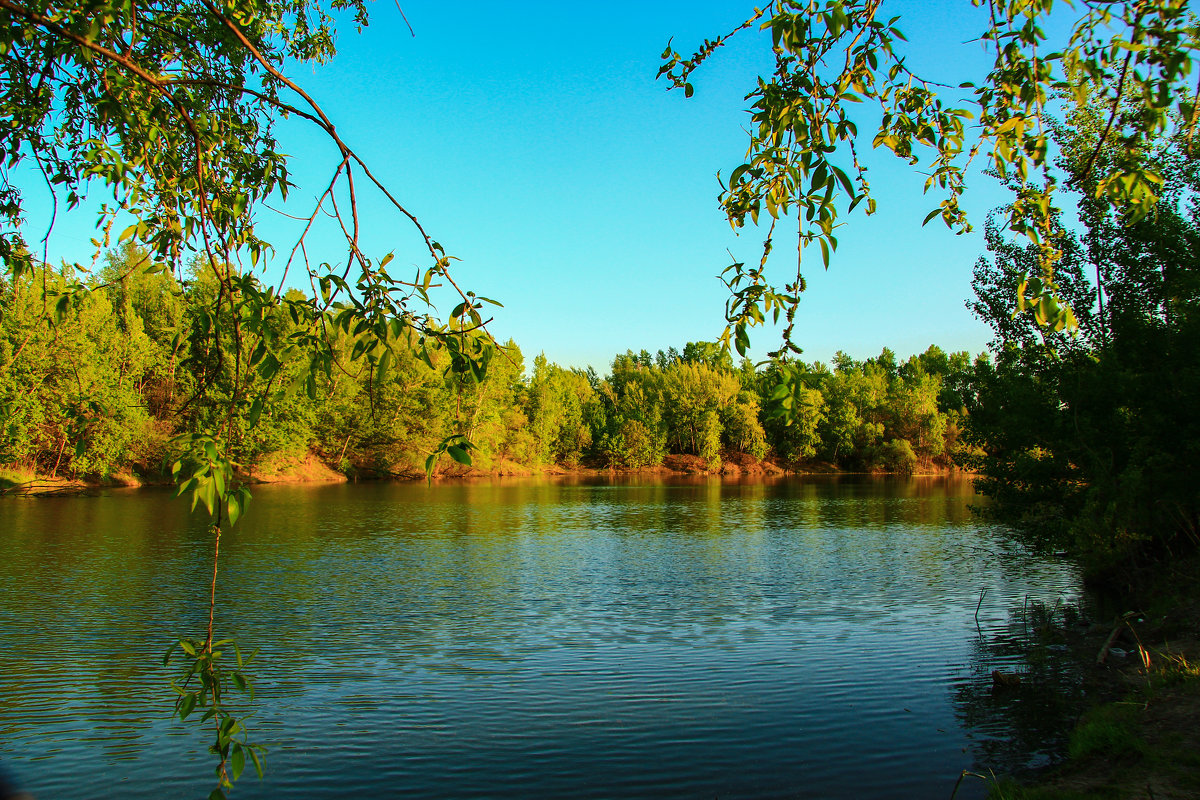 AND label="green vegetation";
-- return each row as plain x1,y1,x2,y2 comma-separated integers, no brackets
0,246,978,482
1067,704,1145,761
666,0,1200,353
961,91,1200,580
